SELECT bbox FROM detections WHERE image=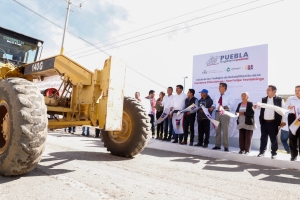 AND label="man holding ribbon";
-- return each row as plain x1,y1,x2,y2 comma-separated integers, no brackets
170,85,187,144
285,85,300,161
211,83,235,152
181,89,198,146
195,89,213,148
254,85,286,159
